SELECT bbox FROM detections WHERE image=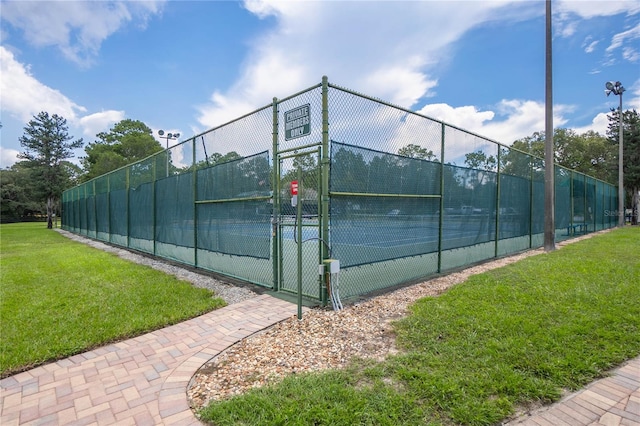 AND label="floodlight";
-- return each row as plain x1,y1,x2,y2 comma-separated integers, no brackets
603,80,625,227
175,133,180,138
158,129,165,136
